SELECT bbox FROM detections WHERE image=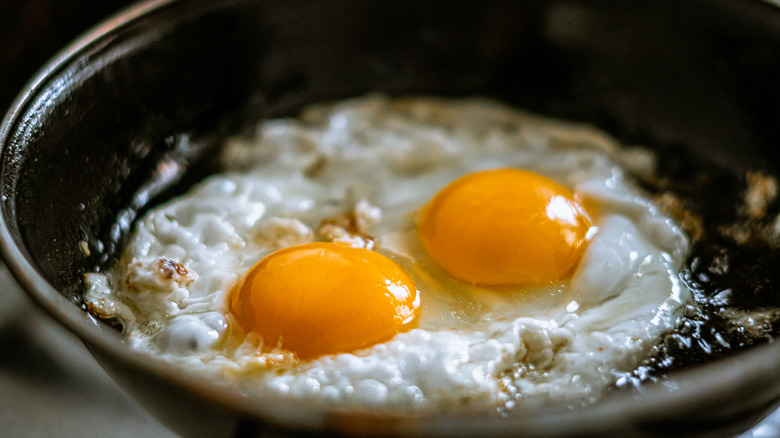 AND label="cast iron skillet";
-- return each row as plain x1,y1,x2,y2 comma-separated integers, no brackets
3,0,780,436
